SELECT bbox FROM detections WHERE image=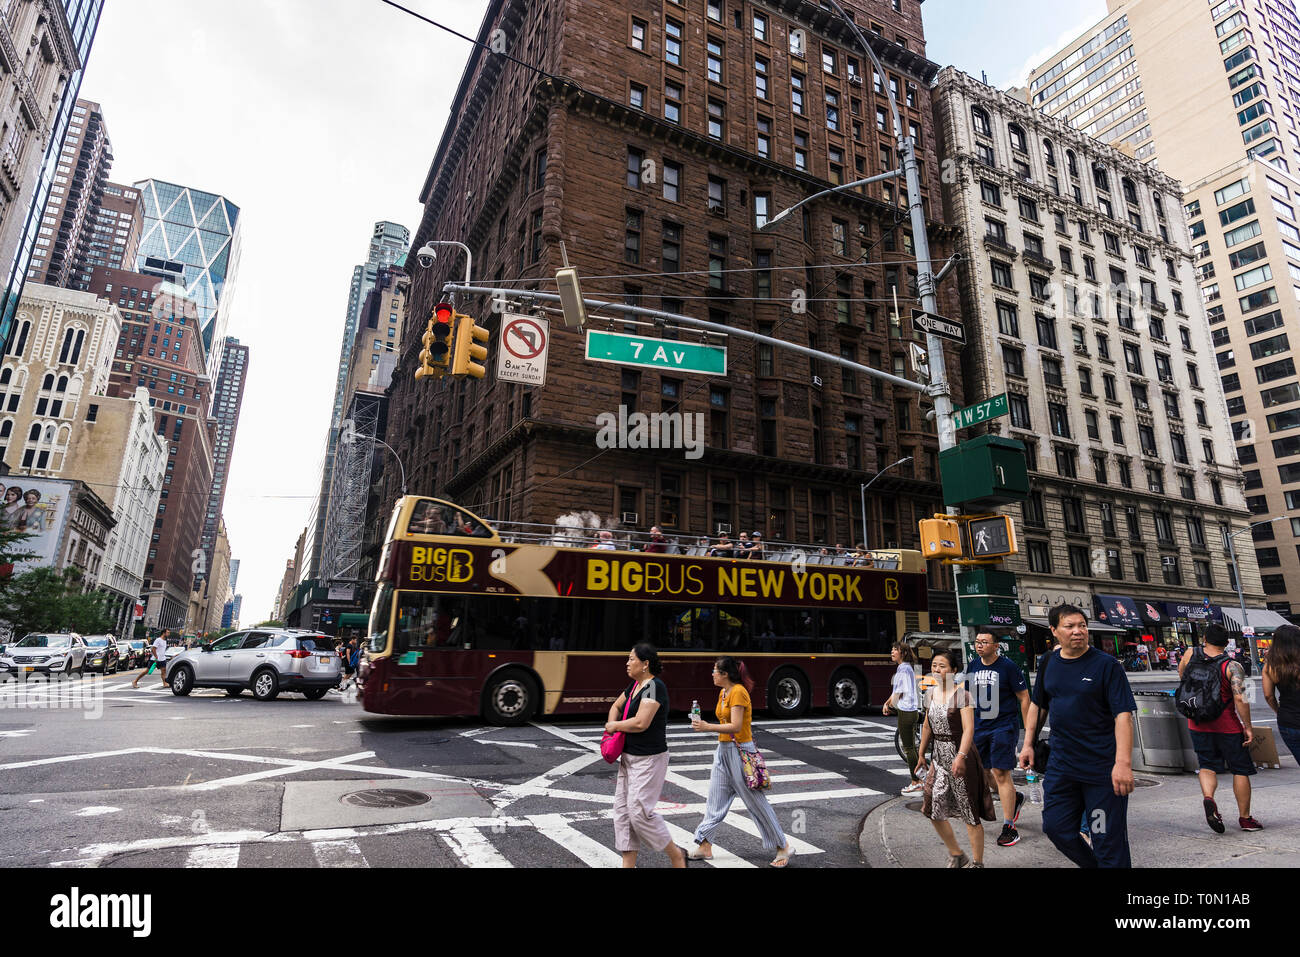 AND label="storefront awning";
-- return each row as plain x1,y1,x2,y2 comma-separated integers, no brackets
1023,616,1124,634
1220,607,1292,632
